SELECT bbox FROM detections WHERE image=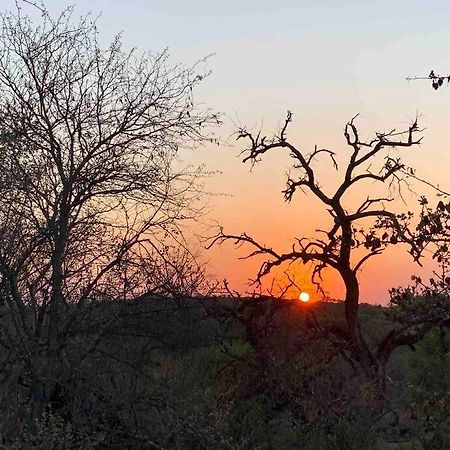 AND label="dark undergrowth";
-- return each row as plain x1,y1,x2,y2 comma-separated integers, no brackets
0,296,449,449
